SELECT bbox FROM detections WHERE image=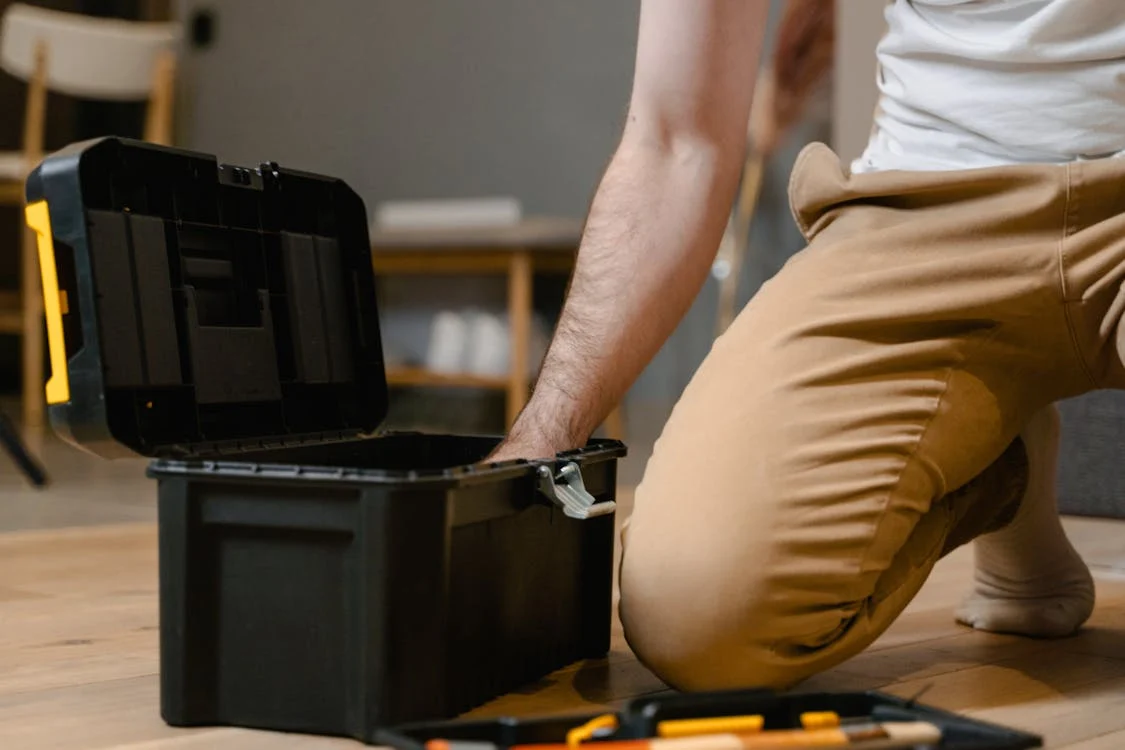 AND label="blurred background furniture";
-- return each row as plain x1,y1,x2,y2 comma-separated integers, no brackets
371,216,626,440
0,2,178,427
